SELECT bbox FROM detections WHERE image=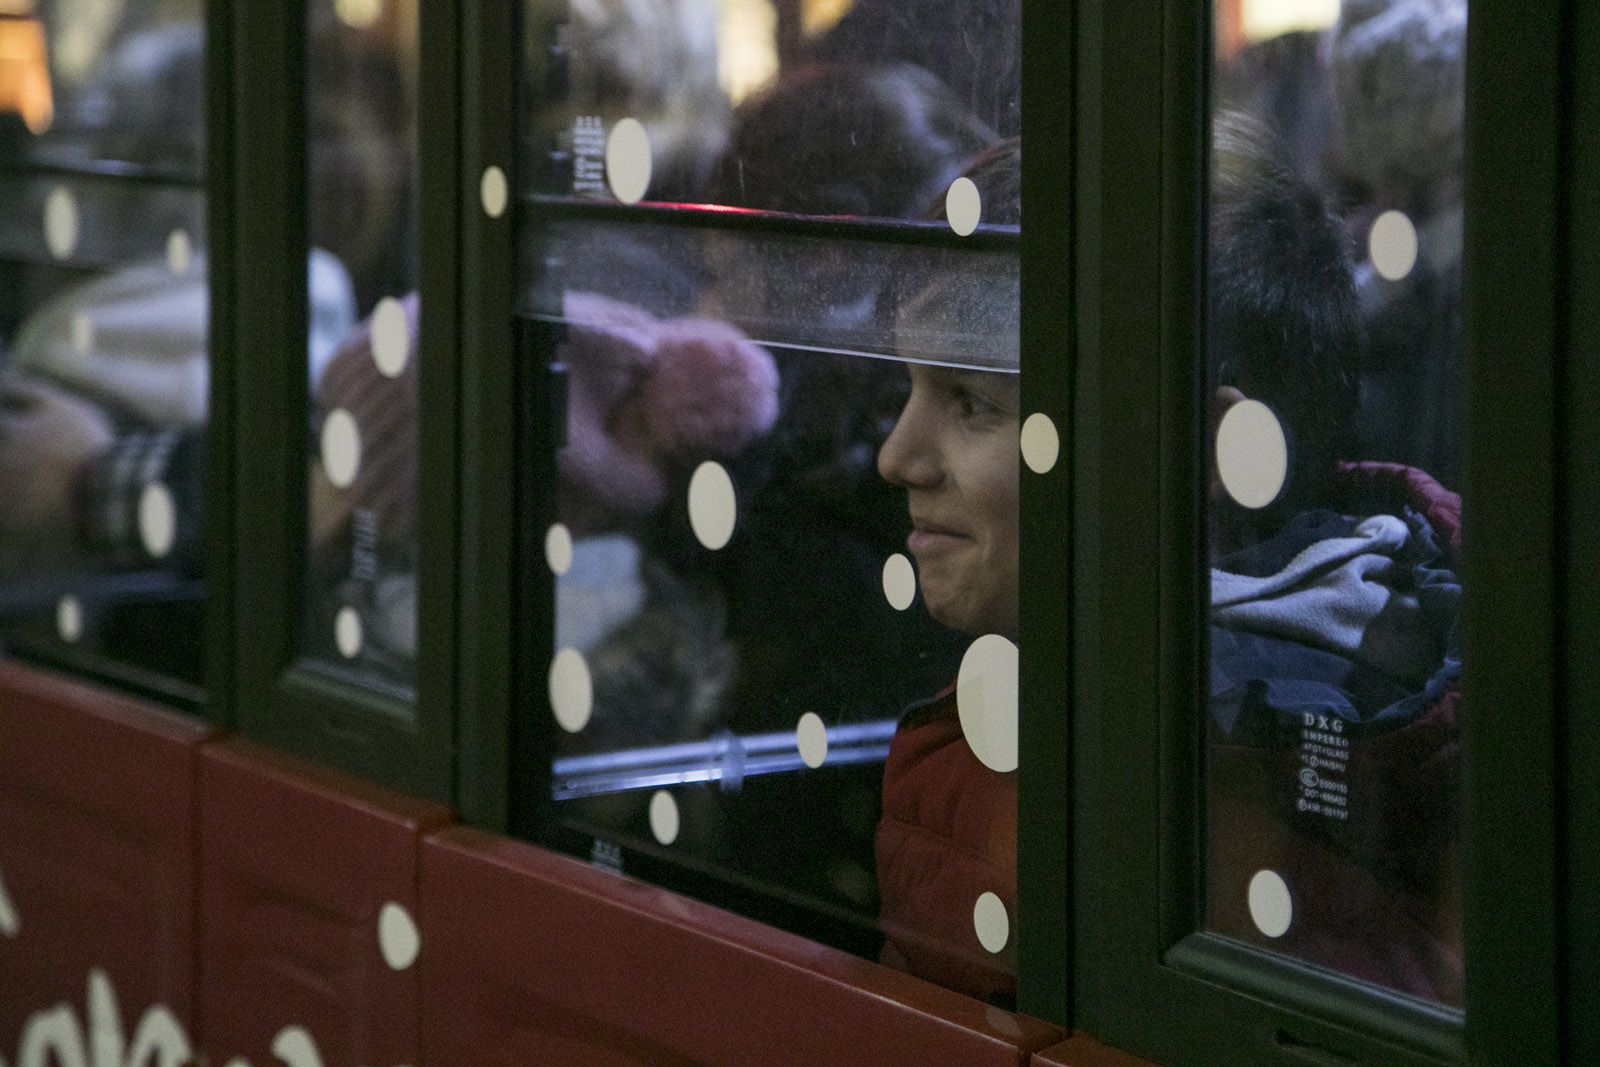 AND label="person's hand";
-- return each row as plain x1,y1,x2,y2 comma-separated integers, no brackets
0,375,115,575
